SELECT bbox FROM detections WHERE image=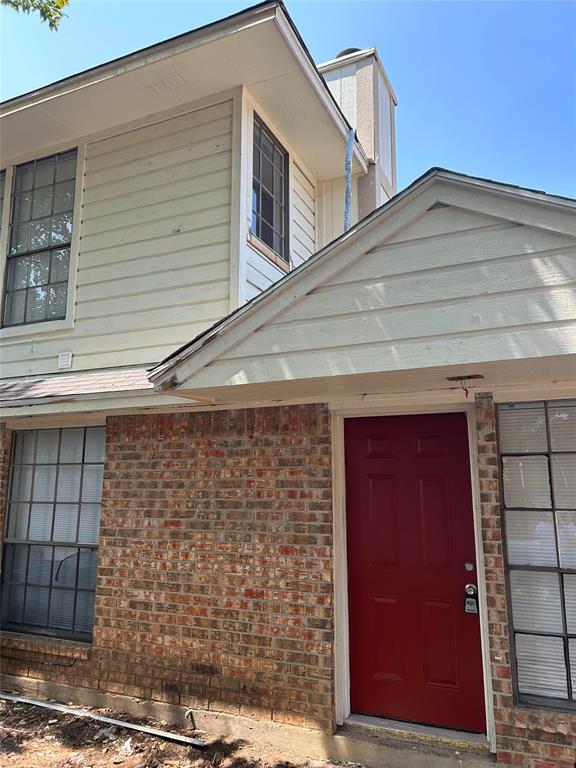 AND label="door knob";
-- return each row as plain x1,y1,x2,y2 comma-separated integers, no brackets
464,584,479,614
